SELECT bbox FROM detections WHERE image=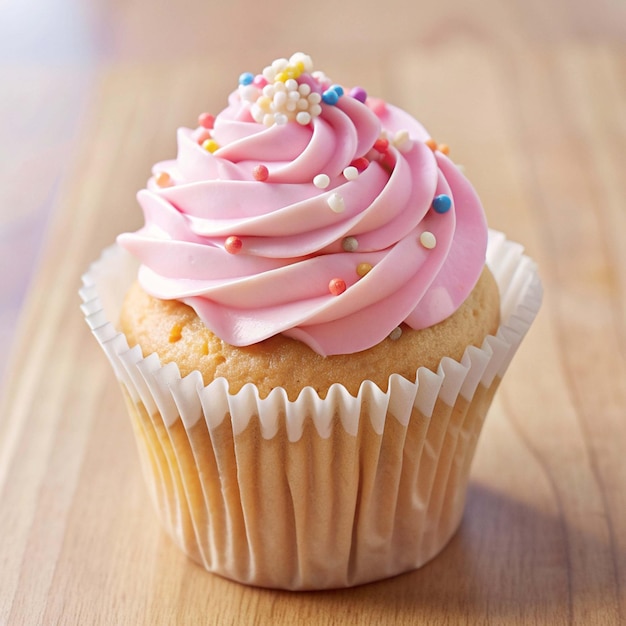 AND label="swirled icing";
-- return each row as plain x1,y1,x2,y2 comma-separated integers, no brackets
118,54,487,356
